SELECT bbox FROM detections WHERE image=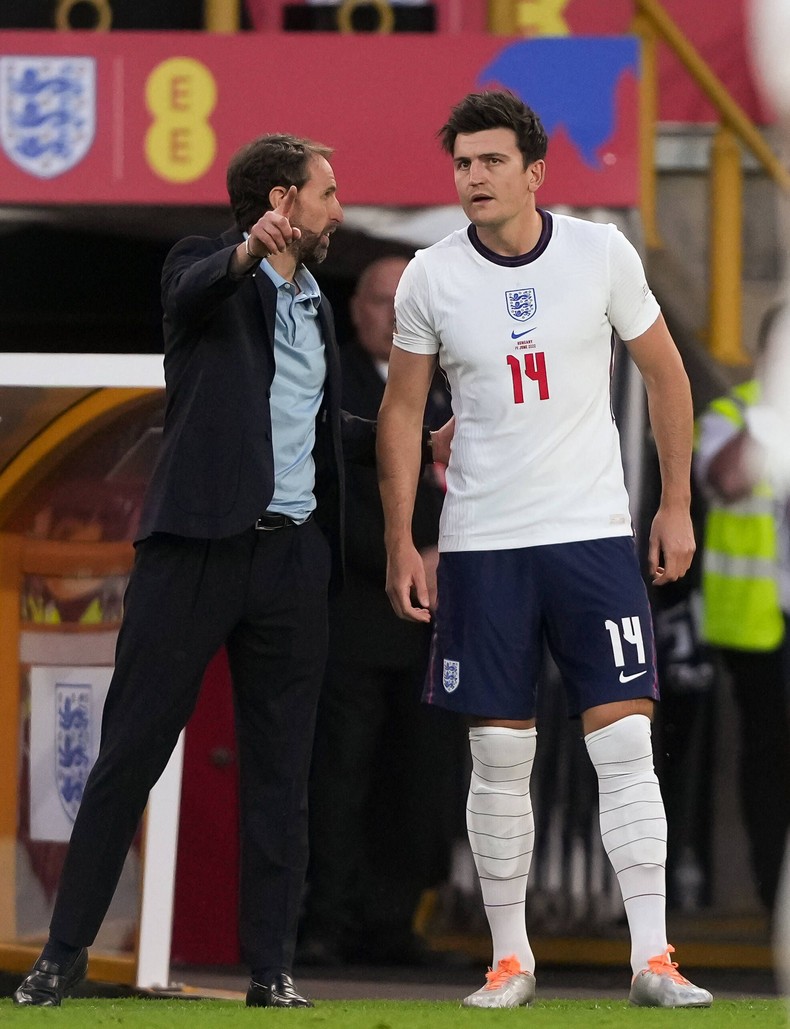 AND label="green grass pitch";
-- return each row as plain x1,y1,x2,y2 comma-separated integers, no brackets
0,998,787,1027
